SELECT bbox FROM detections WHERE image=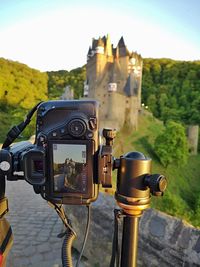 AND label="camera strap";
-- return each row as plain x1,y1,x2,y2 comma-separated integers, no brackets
2,101,43,149
48,202,91,267
110,209,124,267
0,208,13,267
48,202,76,234
0,198,8,219
48,202,77,267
